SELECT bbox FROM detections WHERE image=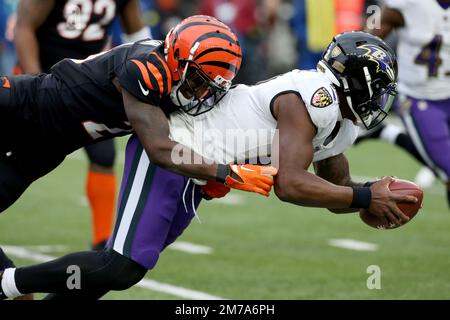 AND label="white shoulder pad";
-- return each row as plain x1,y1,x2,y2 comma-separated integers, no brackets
290,70,340,130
